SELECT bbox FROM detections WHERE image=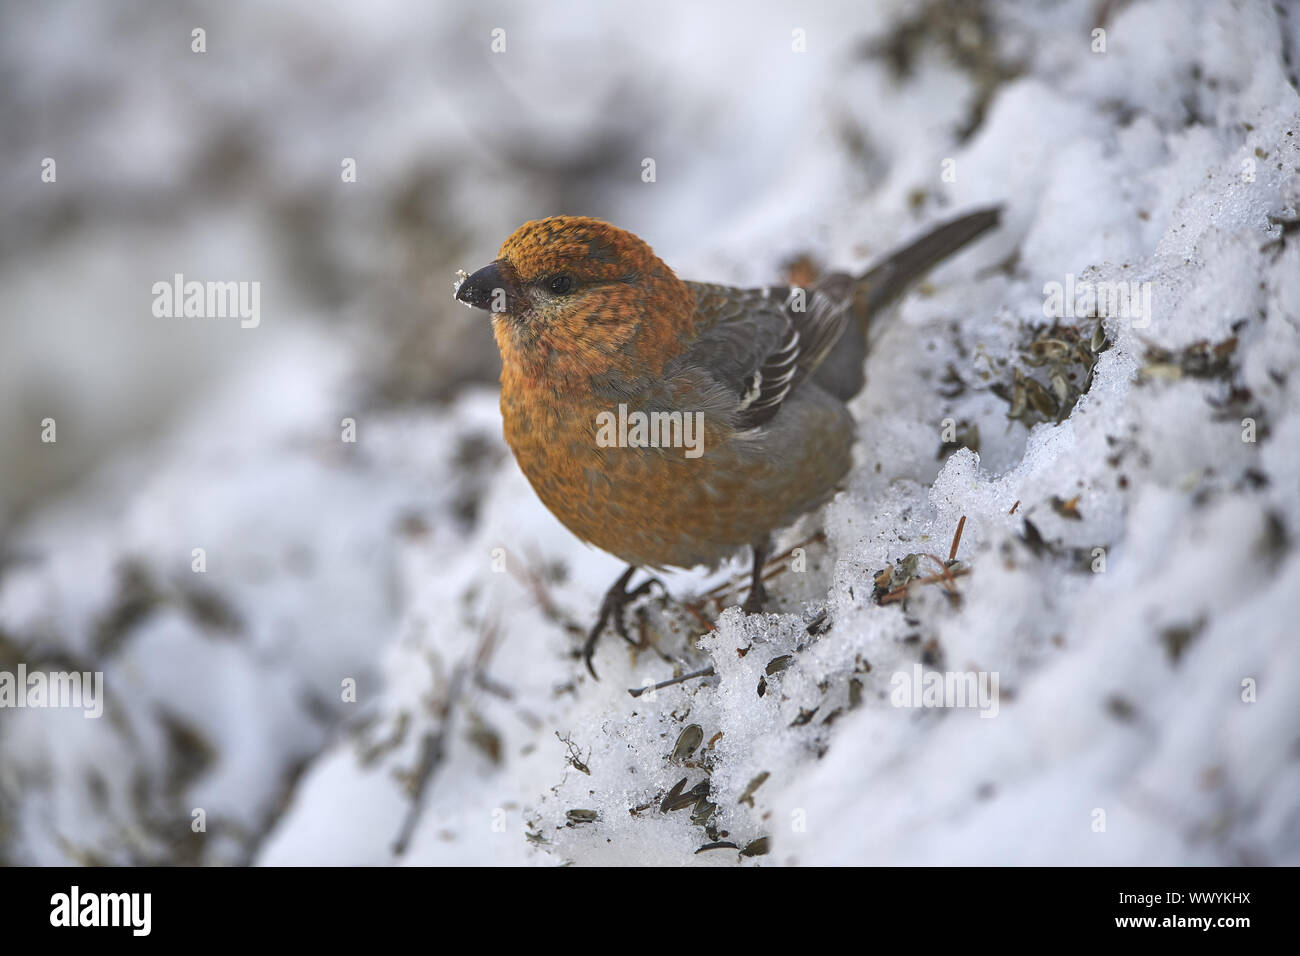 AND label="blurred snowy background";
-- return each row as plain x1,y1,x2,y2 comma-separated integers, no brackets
1,0,1297,866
